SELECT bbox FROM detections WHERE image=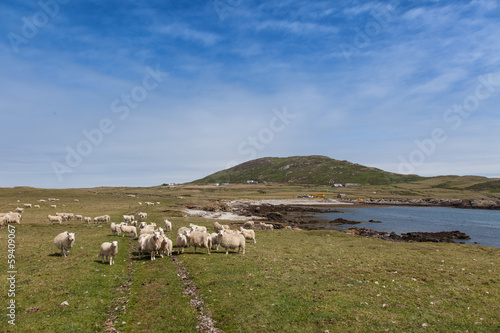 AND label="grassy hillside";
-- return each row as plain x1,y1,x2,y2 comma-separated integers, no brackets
0,186,498,332
191,155,424,186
